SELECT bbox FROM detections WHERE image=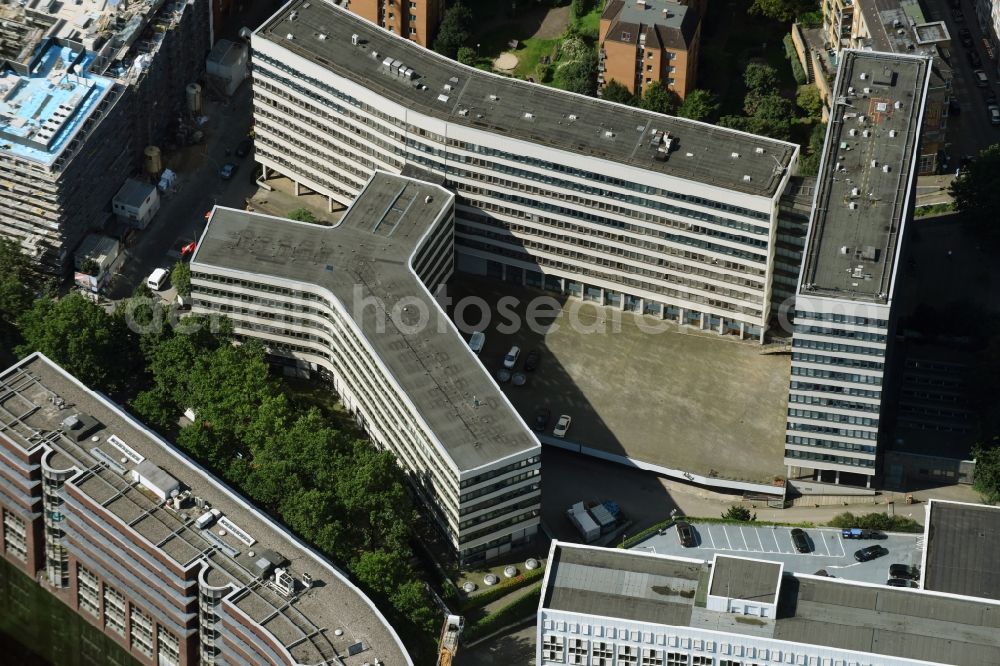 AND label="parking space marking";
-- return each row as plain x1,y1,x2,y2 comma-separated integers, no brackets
815,532,831,557
701,526,716,550
720,525,733,550
750,526,765,552
737,526,751,551
763,527,781,553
